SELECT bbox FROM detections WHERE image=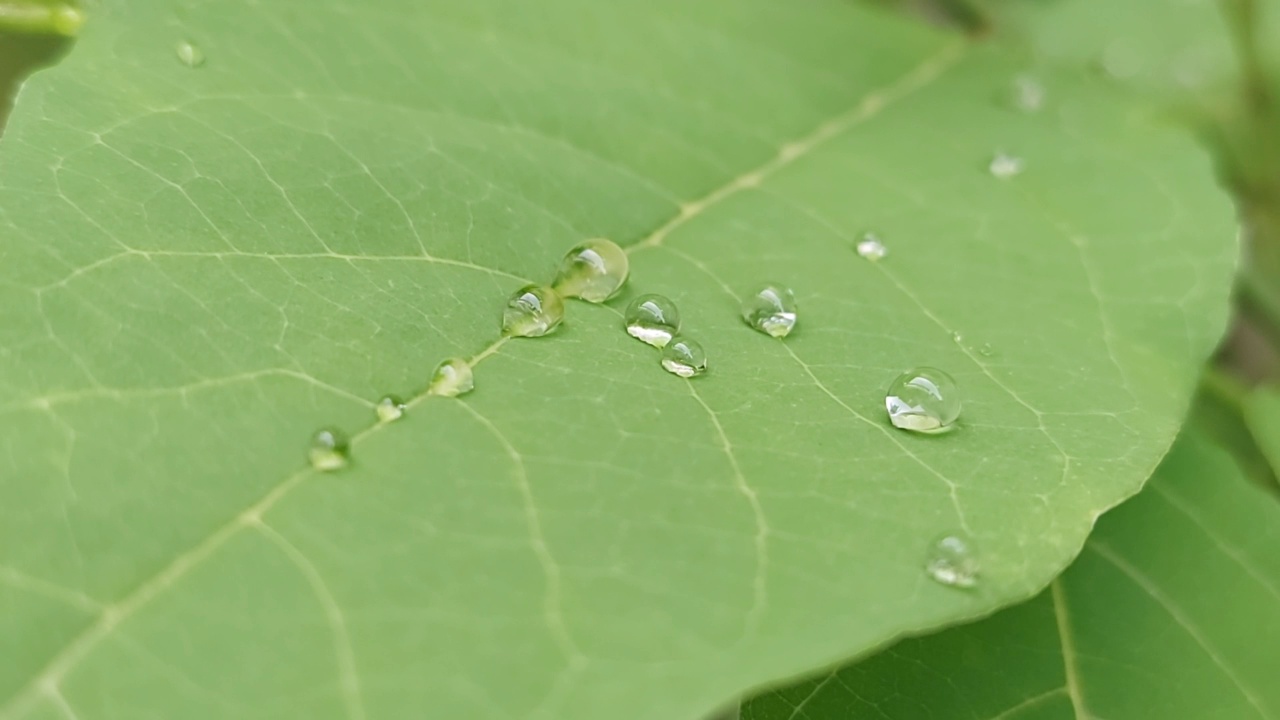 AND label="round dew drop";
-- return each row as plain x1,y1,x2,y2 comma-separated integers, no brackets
175,41,205,68
624,293,681,348
375,395,406,423
885,367,961,433
926,533,979,588
309,428,350,471
741,283,798,338
428,357,474,397
660,337,707,378
502,284,564,337
552,238,629,303
856,234,887,261
989,152,1024,179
